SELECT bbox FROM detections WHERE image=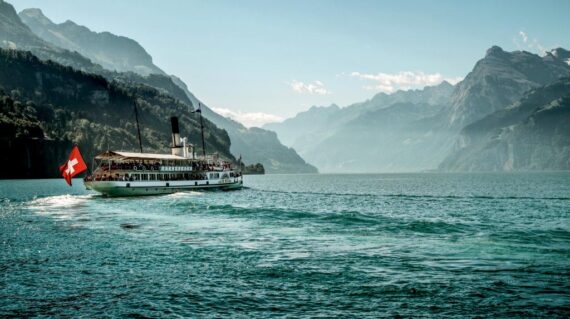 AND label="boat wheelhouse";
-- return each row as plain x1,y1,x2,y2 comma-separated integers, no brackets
84,115,243,196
